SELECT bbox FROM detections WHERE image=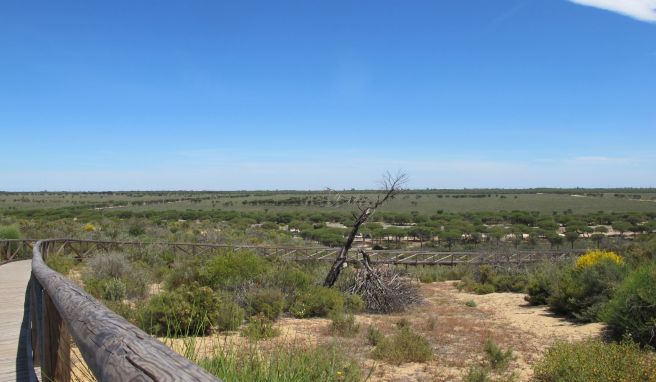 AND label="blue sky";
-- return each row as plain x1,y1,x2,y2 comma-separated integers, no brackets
1,1,655,191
